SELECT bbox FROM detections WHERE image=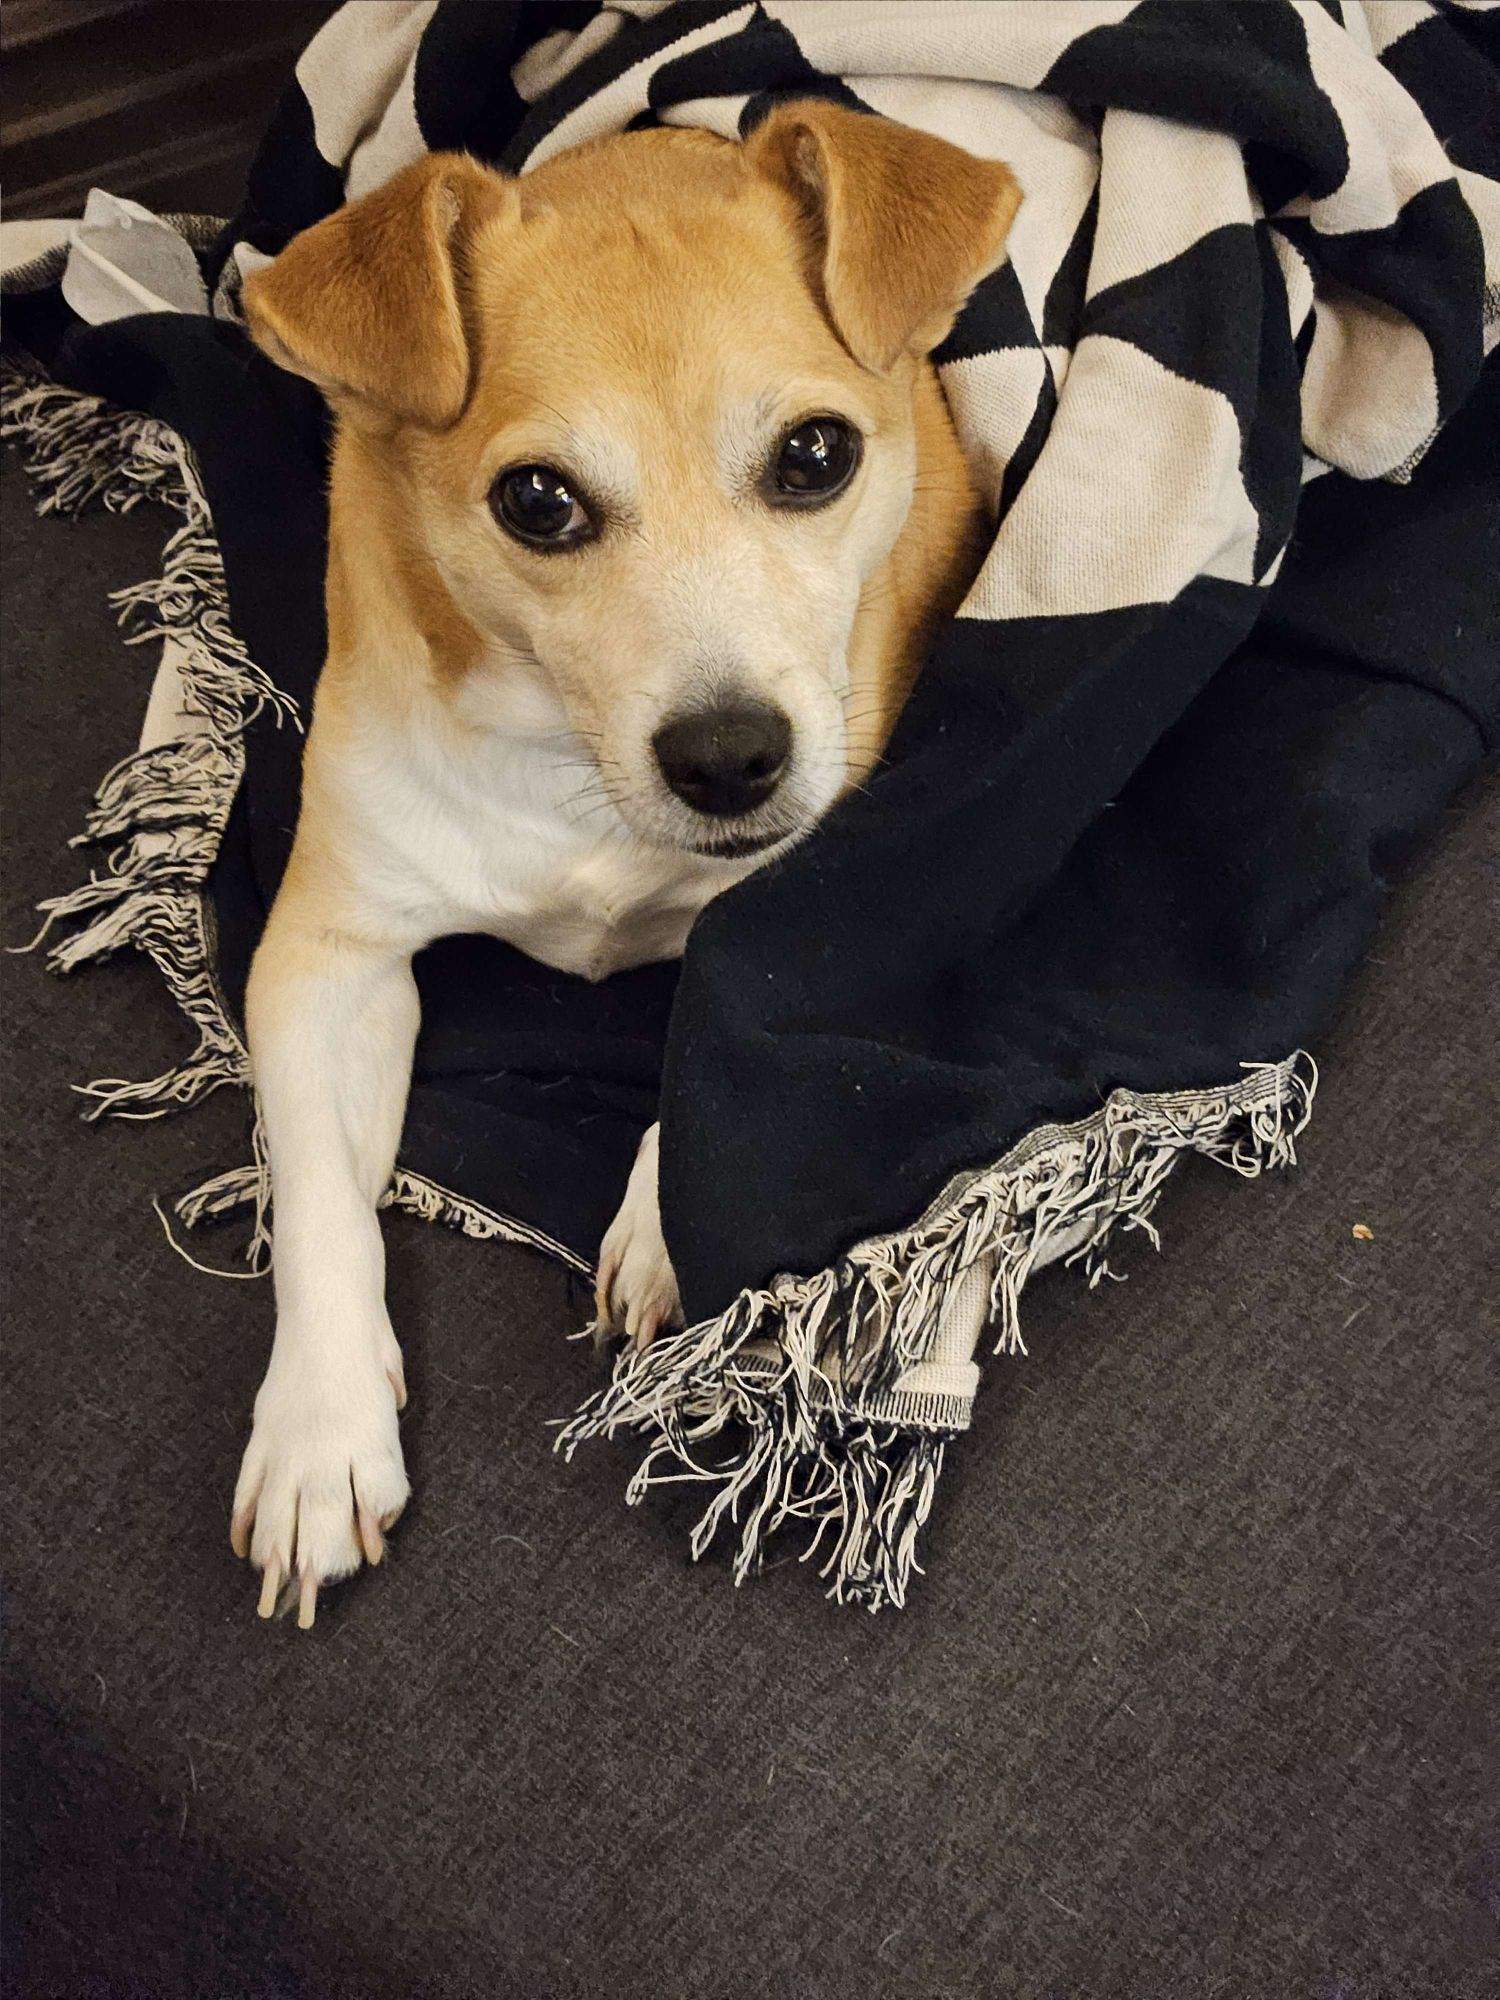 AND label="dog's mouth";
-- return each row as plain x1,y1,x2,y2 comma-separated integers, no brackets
688,827,791,861
592,776,814,862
